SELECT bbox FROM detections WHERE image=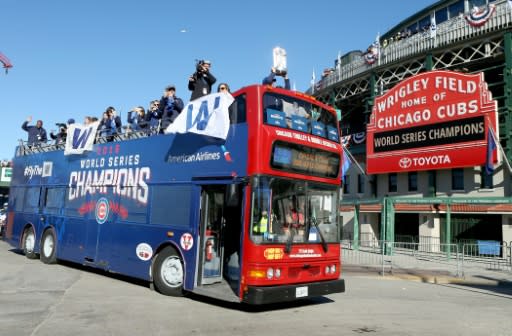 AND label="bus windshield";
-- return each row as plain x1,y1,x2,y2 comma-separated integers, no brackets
250,176,339,245
263,92,339,142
